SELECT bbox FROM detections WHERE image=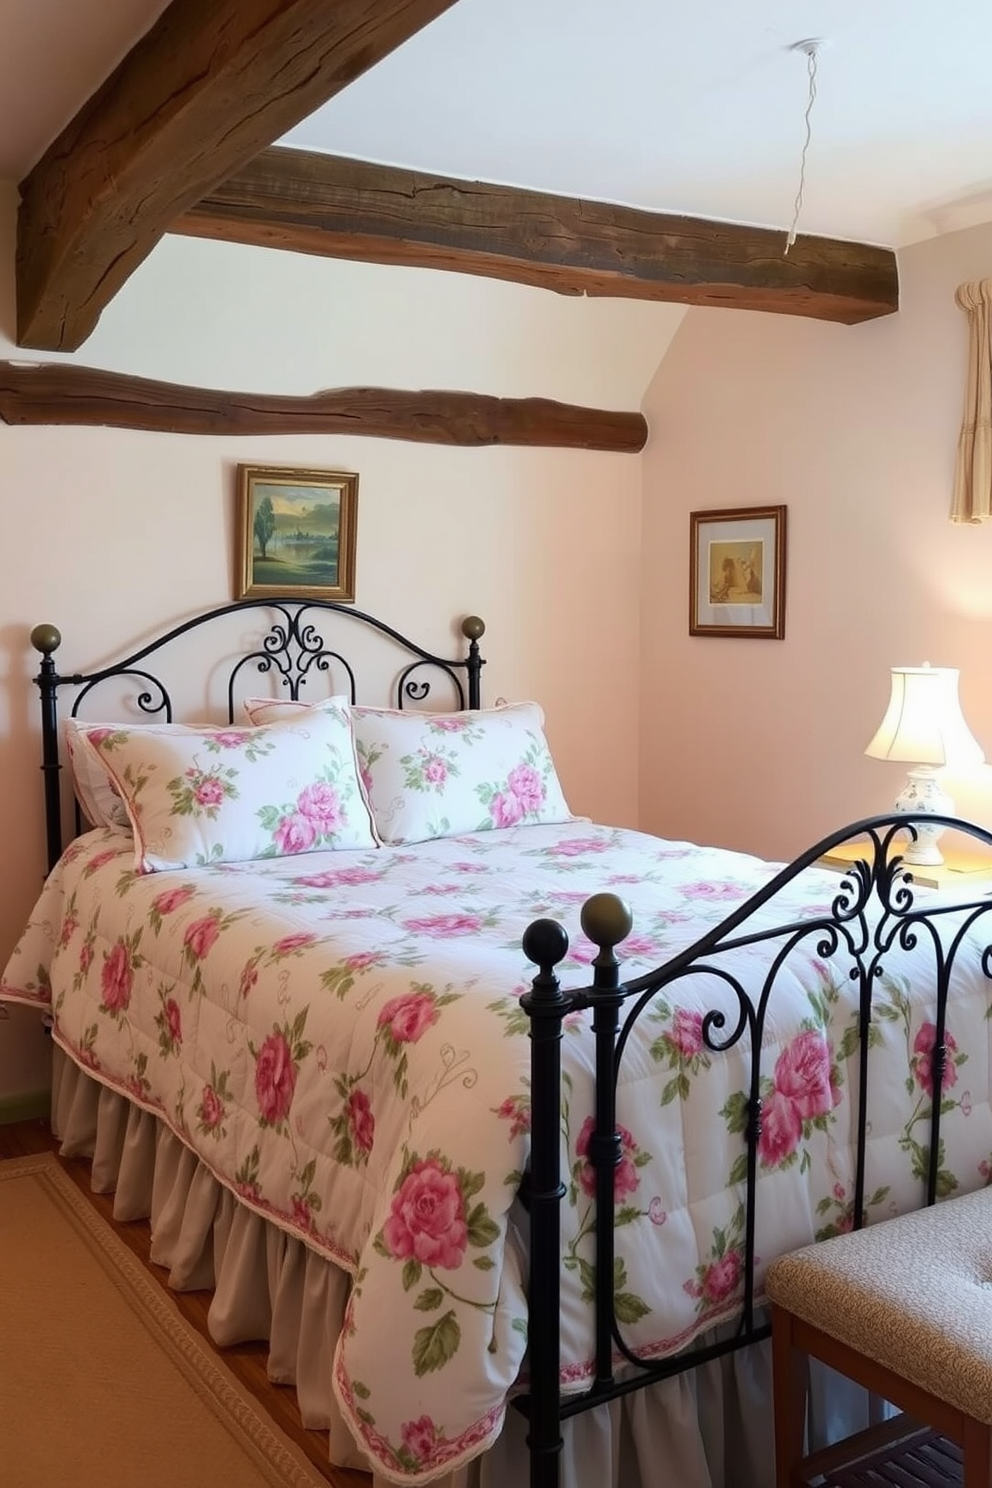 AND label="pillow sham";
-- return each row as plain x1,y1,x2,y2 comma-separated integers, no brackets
75,705,377,871
64,719,132,832
244,696,574,845
242,693,350,725
361,702,577,845
352,701,573,845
